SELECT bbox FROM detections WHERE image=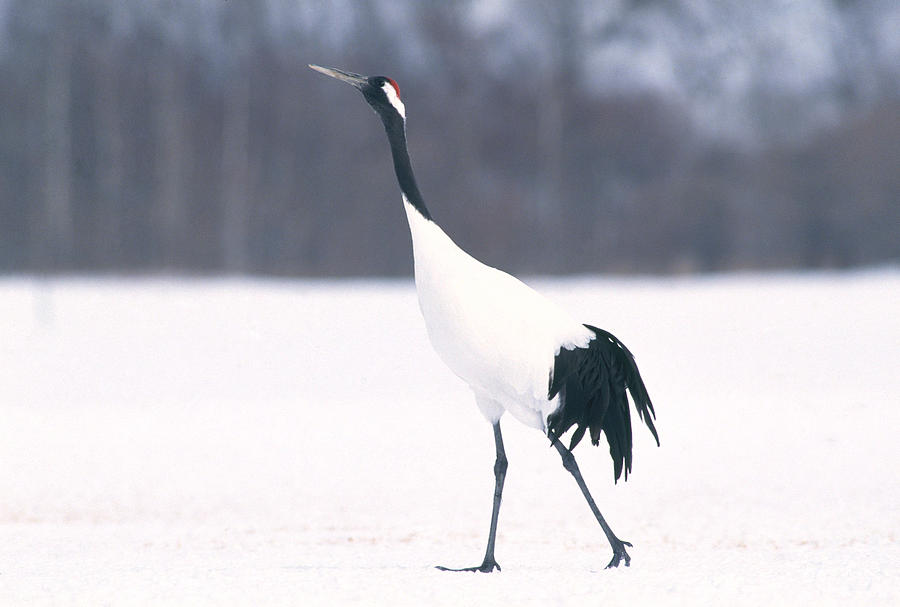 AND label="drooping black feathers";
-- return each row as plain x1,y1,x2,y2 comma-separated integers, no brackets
547,325,659,482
